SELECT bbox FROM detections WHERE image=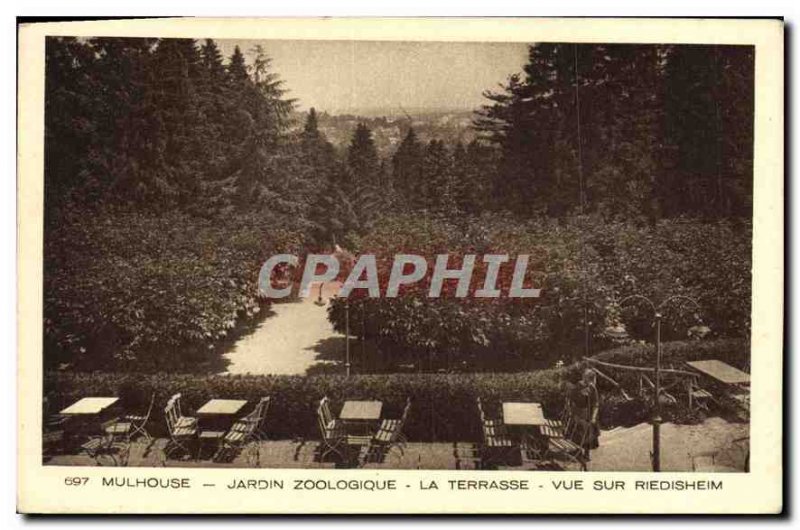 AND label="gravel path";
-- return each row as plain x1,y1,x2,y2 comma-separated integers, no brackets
590,417,749,471
221,282,343,375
